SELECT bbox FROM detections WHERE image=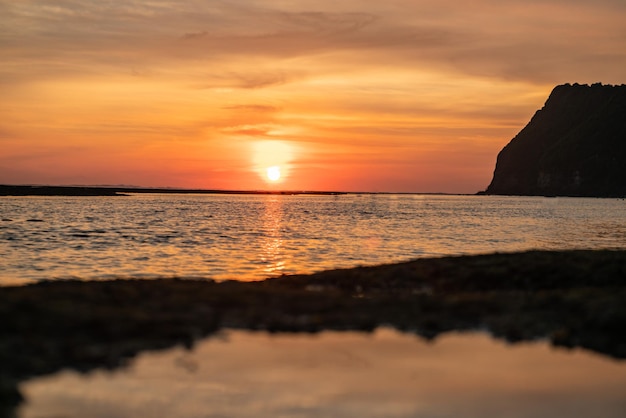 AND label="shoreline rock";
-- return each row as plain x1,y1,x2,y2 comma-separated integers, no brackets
1,249,625,414
483,83,626,197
